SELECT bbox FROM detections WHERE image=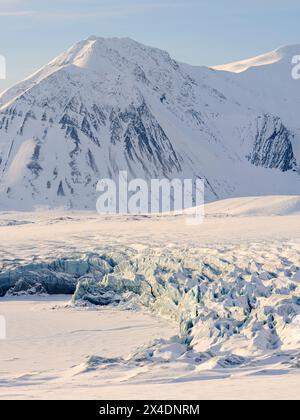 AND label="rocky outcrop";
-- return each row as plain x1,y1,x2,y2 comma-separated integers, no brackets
249,115,296,172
